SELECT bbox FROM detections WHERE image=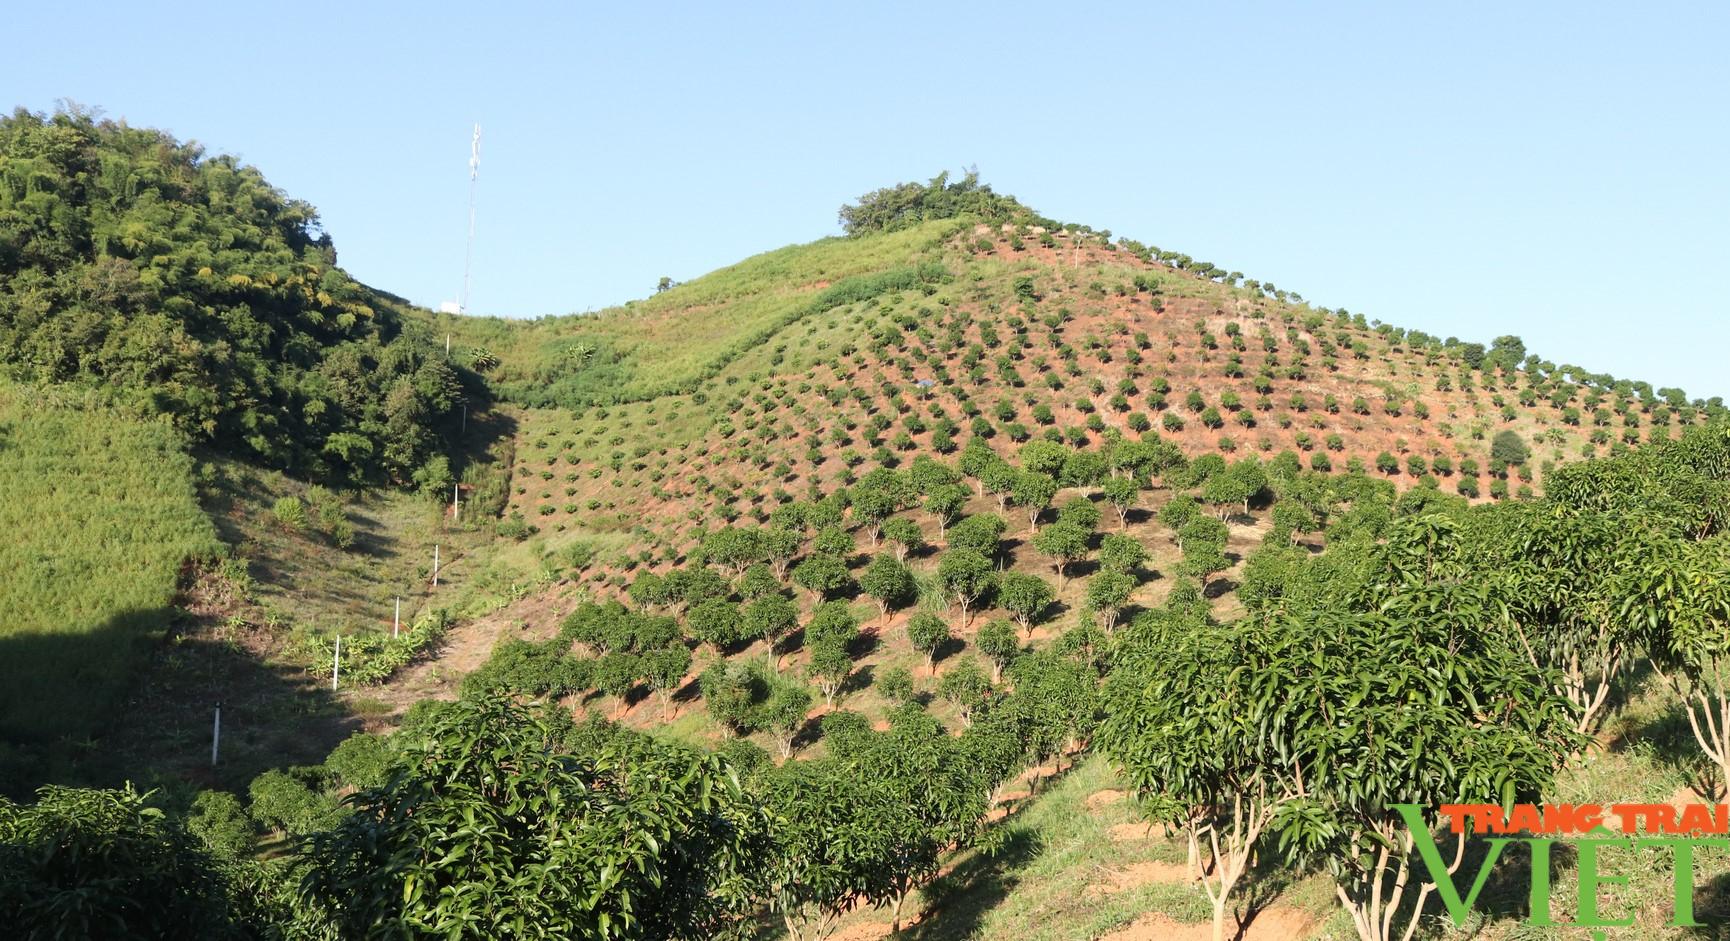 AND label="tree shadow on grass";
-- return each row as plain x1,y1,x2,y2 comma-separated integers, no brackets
0,604,357,801
903,825,1048,941
1613,693,1723,801
1685,868,1730,936
840,664,876,698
